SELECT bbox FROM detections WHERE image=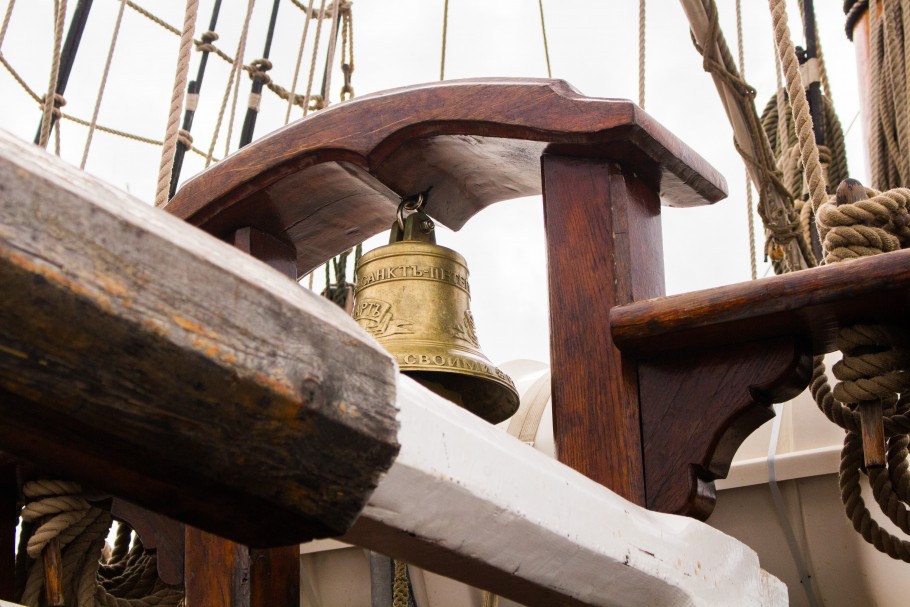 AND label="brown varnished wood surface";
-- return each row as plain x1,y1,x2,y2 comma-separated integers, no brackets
184,527,250,607
639,337,811,518
0,456,15,601
250,546,300,607
168,79,726,277
543,155,664,506
110,499,185,586
611,248,910,358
